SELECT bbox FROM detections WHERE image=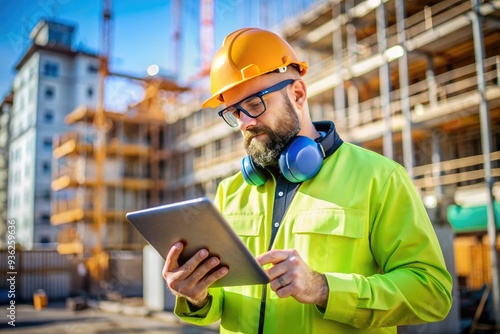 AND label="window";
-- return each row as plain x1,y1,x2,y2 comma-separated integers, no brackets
41,214,51,225
40,236,51,243
26,139,32,154
29,87,35,103
51,30,67,45
195,183,205,196
232,131,241,141
44,110,54,123
45,86,55,100
195,147,202,158
43,137,52,150
194,111,203,127
87,87,94,99
44,62,59,77
42,161,51,174
88,63,98,73
42,189,51,201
